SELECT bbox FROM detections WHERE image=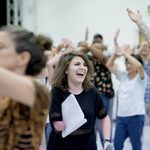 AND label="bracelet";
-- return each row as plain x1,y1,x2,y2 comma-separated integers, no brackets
103,139,111,145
